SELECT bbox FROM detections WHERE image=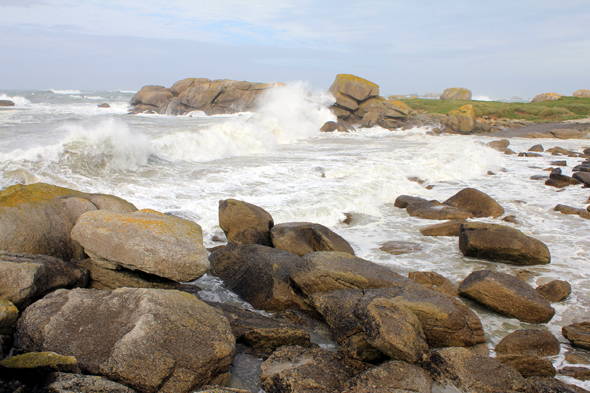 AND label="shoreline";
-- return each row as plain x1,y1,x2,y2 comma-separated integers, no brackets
485,119,590,138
